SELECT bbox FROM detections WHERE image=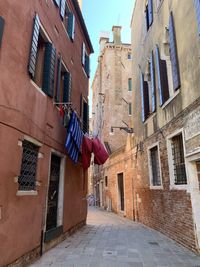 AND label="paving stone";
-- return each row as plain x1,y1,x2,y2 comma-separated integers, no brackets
29,207,200,267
